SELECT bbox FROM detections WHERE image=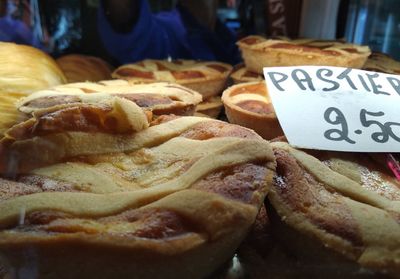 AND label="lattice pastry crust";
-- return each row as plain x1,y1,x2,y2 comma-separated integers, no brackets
112,59,232,99
0,116,276,279
237,36,371,74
